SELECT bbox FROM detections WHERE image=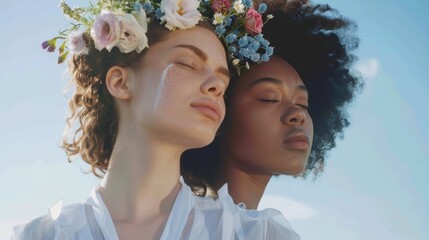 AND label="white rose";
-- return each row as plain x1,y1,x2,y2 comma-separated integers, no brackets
160,0,202,30
117,13,149,53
